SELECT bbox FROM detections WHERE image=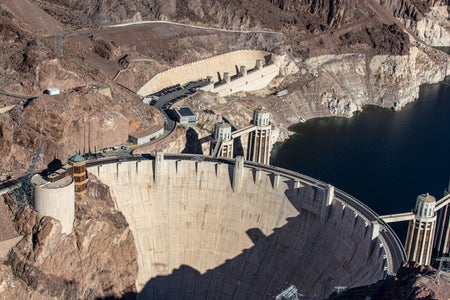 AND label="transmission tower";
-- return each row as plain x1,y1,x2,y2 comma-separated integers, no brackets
12,148,45,205
275,284,302,300
334,286,347,294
